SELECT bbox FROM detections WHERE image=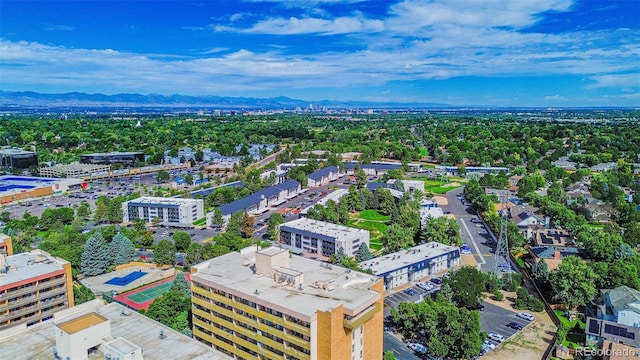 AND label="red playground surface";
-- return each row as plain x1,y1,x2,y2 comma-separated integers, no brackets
113,273,191,311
